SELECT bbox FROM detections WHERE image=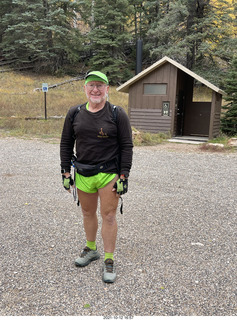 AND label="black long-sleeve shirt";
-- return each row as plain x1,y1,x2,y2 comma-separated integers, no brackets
60,102,133,177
